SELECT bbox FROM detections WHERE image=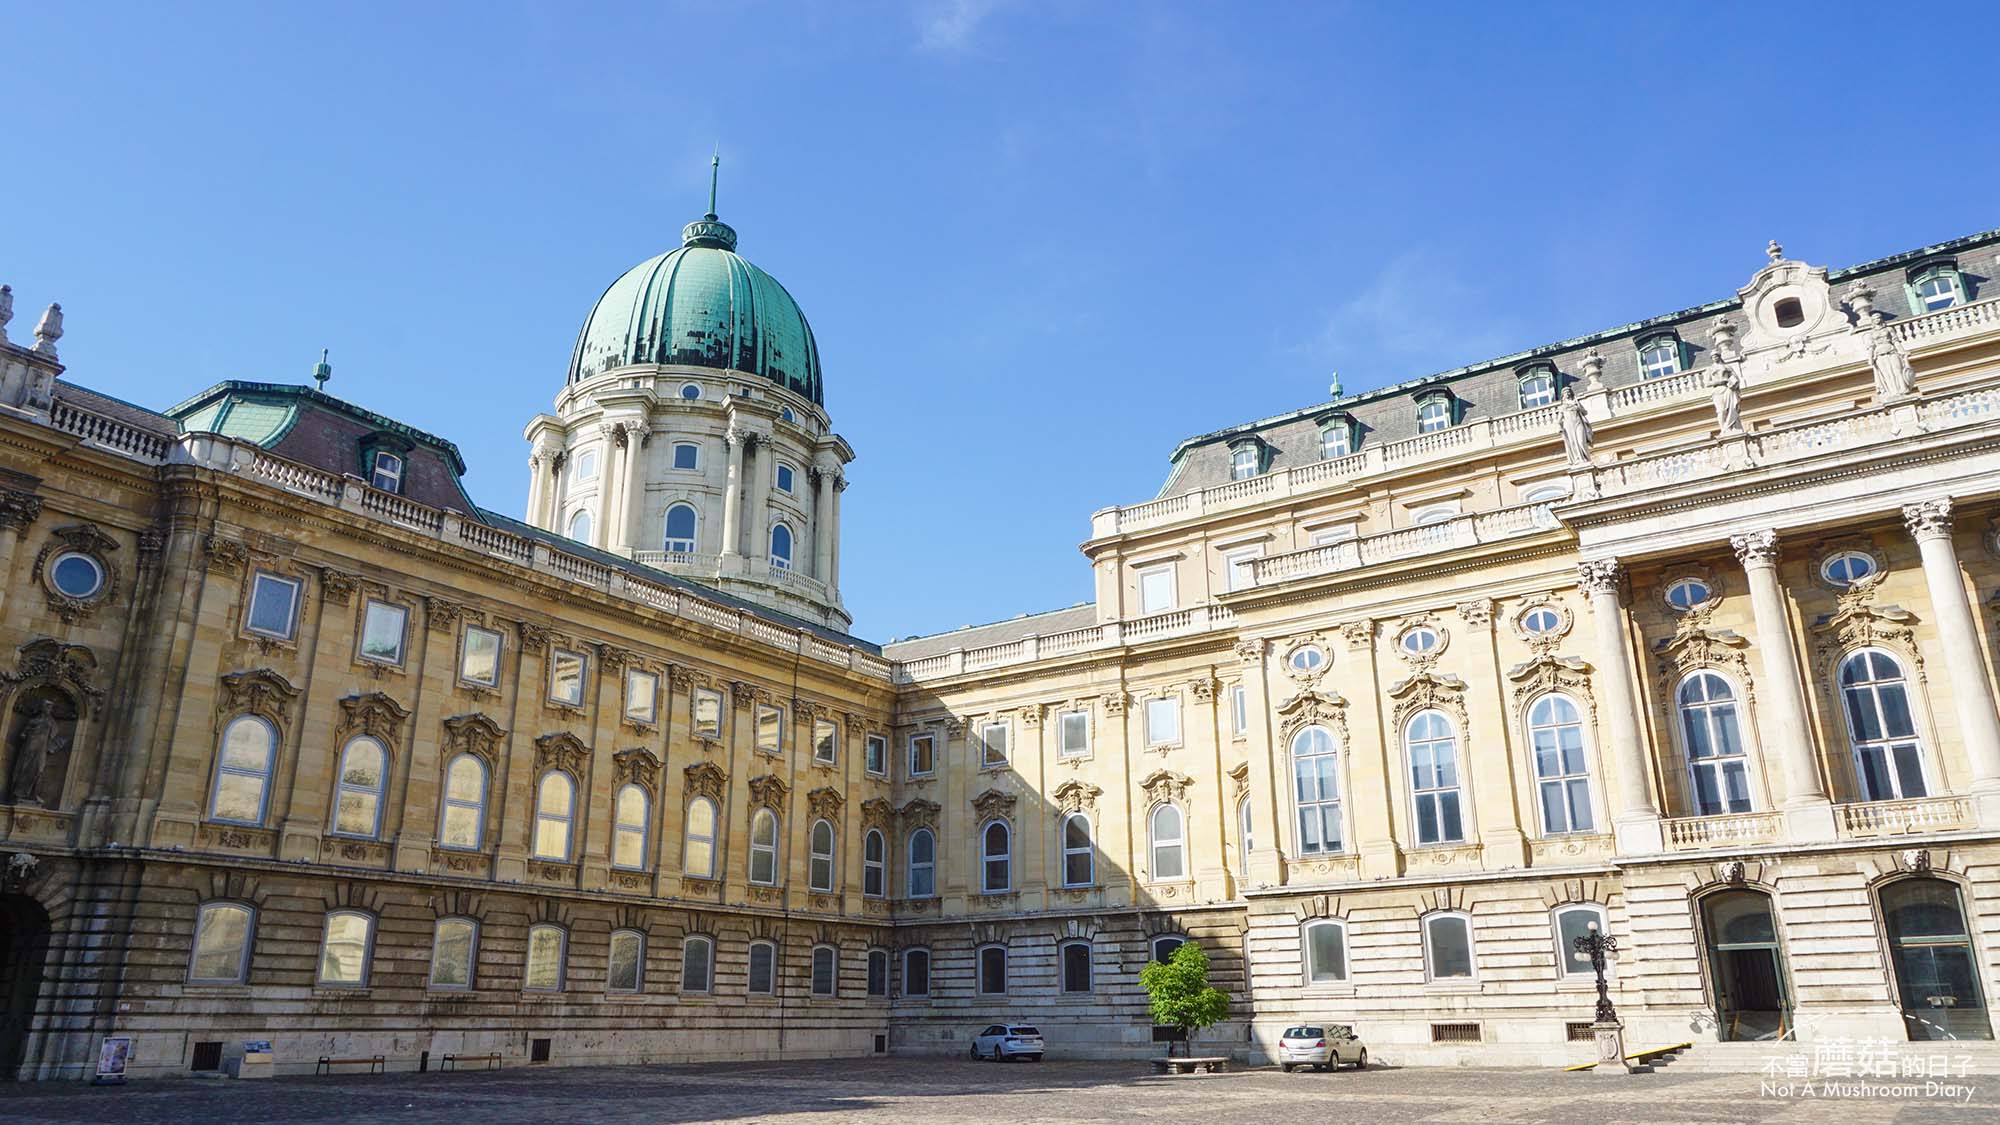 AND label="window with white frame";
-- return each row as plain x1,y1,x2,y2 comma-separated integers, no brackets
1223,546,1262,592
813,718,838,764
749,808,780,885
663,503,698,554
1910,264,1965,312
863,828,886,897
210,715,277,825
977,945,1007,995
1637,336,1682,380
907,828,936,897
1291,725,1343,854
1423,912,1475,980
1237,795,1253,871
607,929,644,993
316,910,374,988
573,448,599,480
246,571,302,640
865,733,887,775
1321,420,1353,459
189,902,254,984
769,523,794,570
1231,684,1248,737
1518,367,1556,408
1520,606,1563,636
1151,935,1186,963
1058,710,1090,757
625,668,658,724
810,945,836,996
429,917,477,990
680,935,712,993
1665,576,1712,612
368,450,404,493
867,949,888,997
1229,445,1261,480
1149,804,1186,880
1554,904,1610,979
1821,550,1877,587
1406,710,1465,845
1678,671,1752,815
358,599,408,666
979,721,1009,767
548,648,587,706
1839,649,1930,801
1145,696,1180,746
747,940,776,995
612,784,650,870
533,771,575,861
809,818,836,892
567,509,594,544
1416,395,1452,433
1061,940,1093,993
671,442,700,470
683,797,717,878
460,625,502,686
692,688,723,738
439,753,487,849
1061,812,1094,887
1528,695,1594,835
755,704,784,754
777,463,797,494
1138,564,1176,615
525,923,567,990
332,736,388,838
981,821,1012,893
678,382,702,401
1303,919,1348,984
903,948,931,996
908,732,936,776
